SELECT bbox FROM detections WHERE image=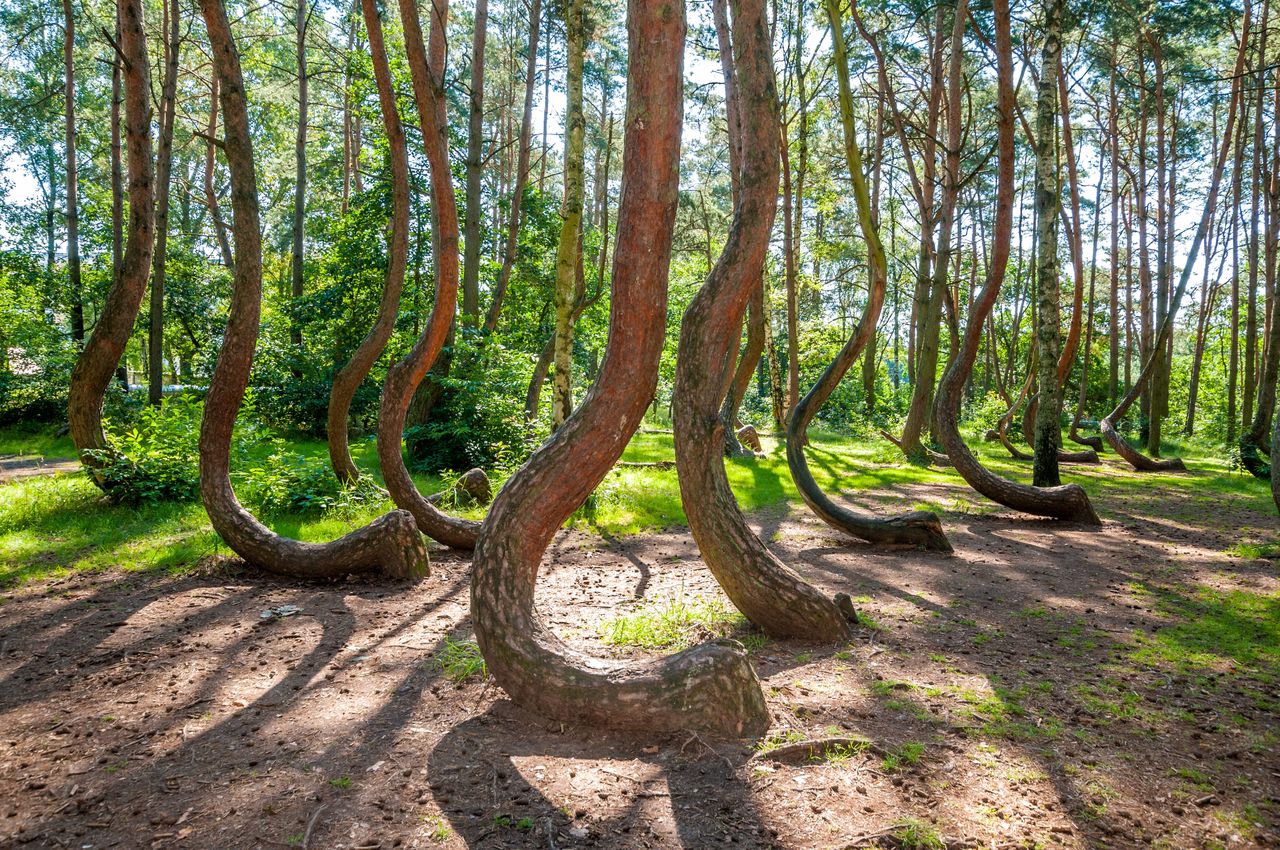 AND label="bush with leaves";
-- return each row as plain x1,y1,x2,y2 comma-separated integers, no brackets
235,444,384,515
85,394,204,504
